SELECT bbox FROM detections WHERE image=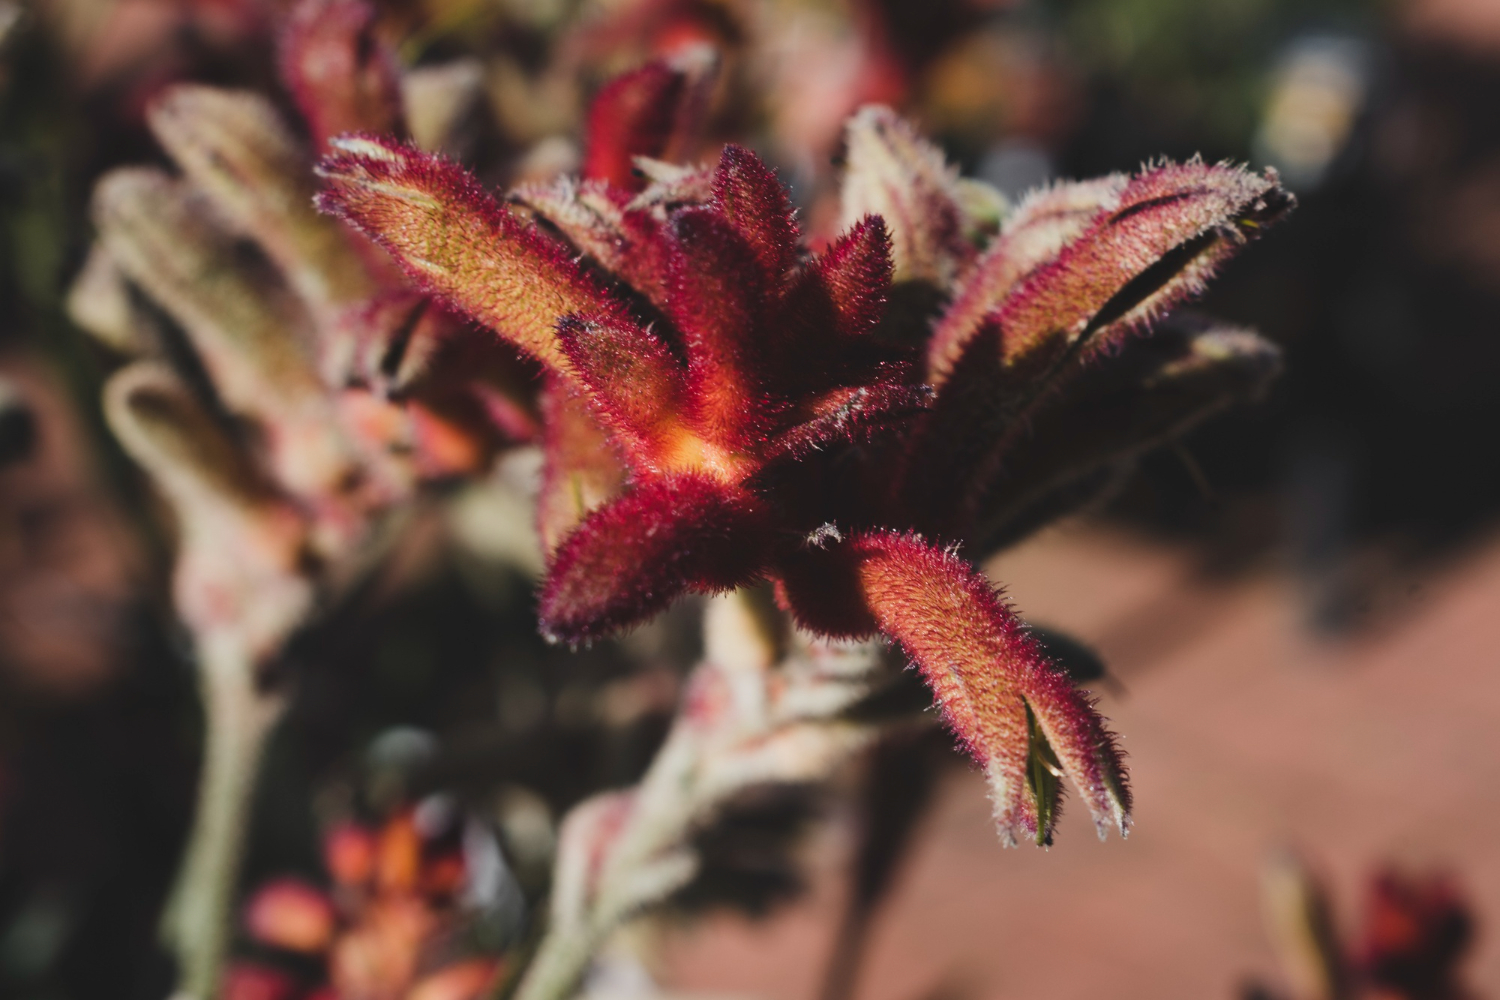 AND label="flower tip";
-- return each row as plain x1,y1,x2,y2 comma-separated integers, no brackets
315,134,419,191
1096,783,1132,842
311,188,343,218
535,616,593,651
326,132,406,161
848,103,899,127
